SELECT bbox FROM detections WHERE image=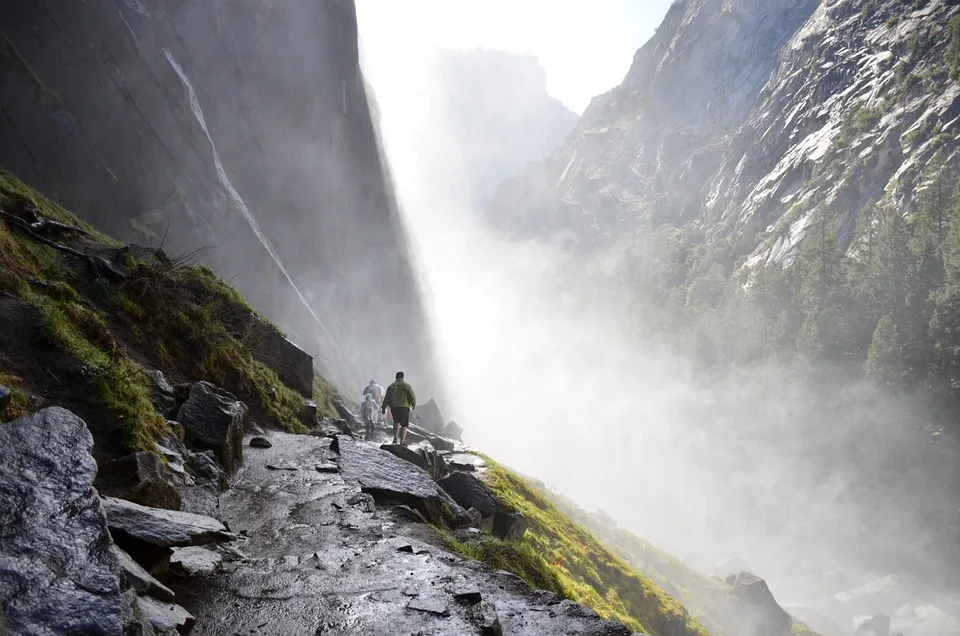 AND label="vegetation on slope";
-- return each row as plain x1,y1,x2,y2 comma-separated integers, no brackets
0,169,337,449
541,487,819,636
443,456,708,636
